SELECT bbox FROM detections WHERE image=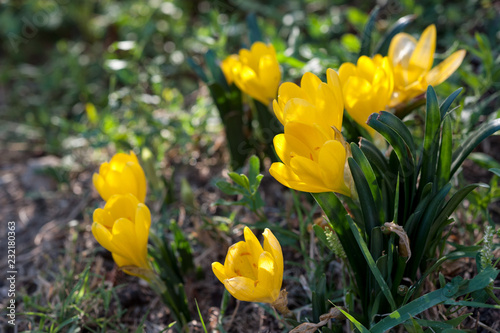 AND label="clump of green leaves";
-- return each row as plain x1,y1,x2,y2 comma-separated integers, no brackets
215,155,265,217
